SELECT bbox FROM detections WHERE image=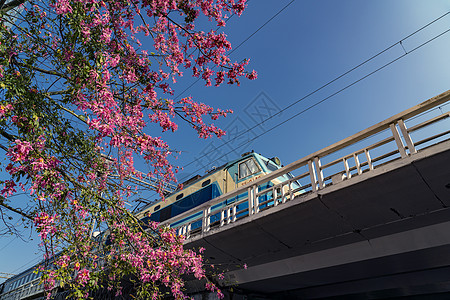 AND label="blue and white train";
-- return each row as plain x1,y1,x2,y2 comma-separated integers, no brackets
136,151,300,230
